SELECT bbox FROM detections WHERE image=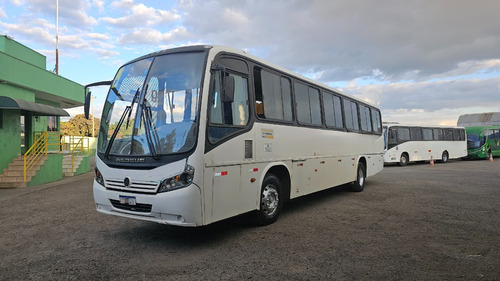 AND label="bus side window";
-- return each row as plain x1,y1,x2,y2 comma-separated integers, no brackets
444,129,454,141
208,71,249,143
423,128,433,140
359,105,372,133
343,99,359,131
410,127,423,141
397,127,410,143
433,129,444,140
453,129,462,141
371,109,382,134
254,68,293,121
